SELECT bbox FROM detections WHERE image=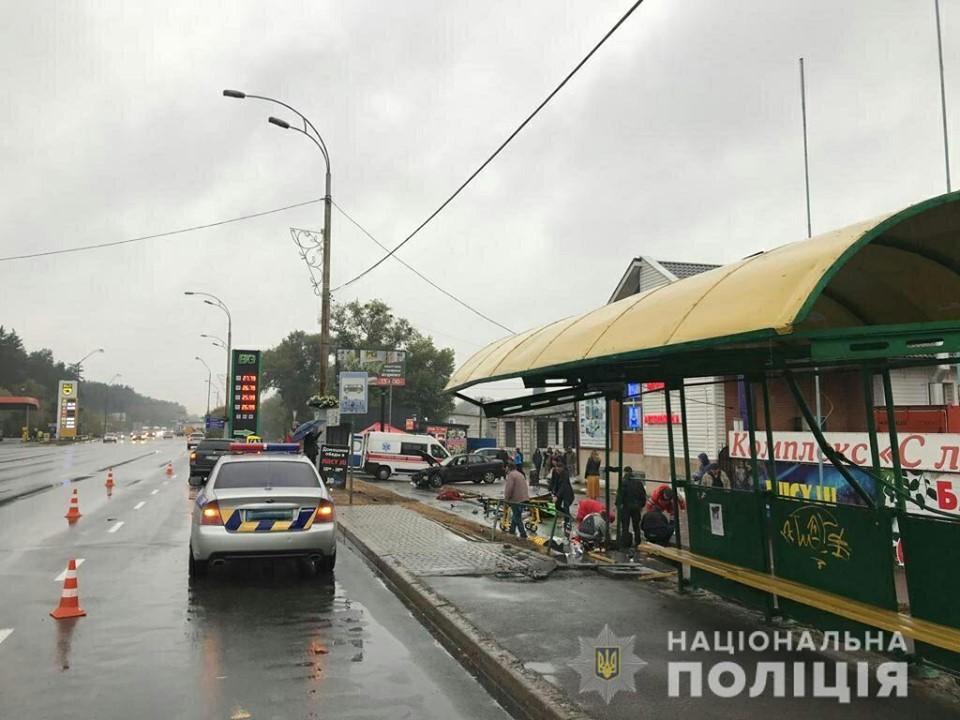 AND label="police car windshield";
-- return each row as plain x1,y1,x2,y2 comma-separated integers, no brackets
215,461,320,489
